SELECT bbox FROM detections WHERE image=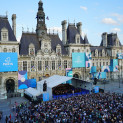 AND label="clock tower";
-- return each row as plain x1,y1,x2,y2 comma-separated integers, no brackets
36,0,47,38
